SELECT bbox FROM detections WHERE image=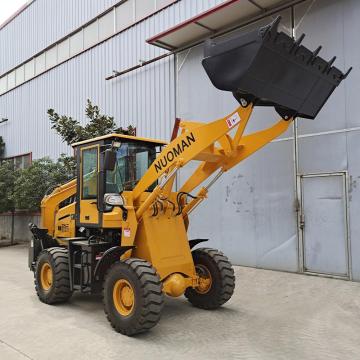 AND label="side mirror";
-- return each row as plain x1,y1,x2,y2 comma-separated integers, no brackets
104,149,116,171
